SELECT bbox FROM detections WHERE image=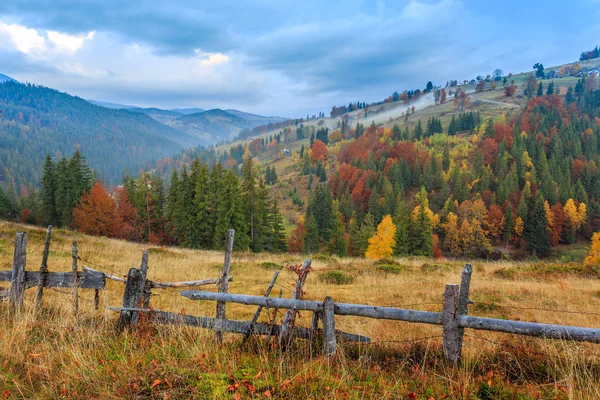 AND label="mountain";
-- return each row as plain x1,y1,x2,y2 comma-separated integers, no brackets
127,107,183,124
225,109,288,126
171,107,205,115
87,99,137,109
170,108,251,143
0,74,16,83
0,81,202,190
